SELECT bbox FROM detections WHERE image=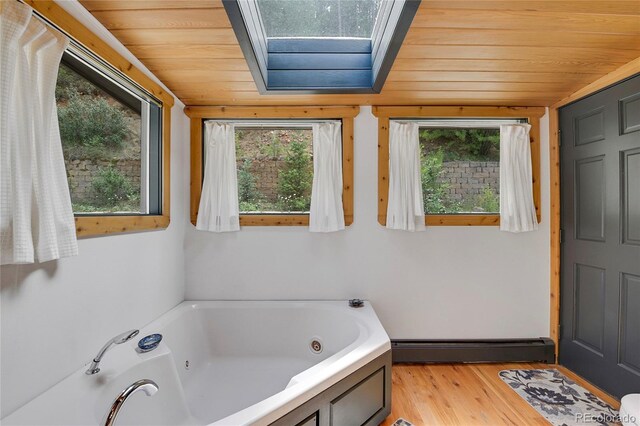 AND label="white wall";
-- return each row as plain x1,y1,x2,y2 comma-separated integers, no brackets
0,2,190,418
185,106,551,340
